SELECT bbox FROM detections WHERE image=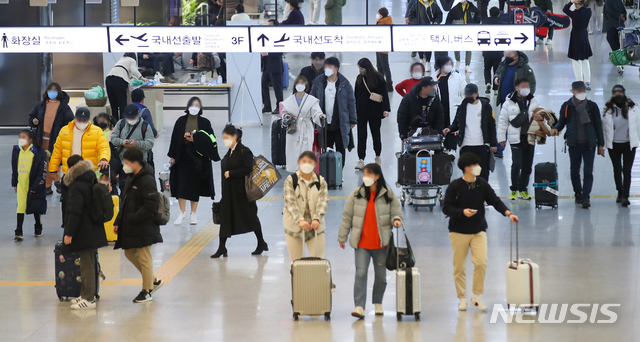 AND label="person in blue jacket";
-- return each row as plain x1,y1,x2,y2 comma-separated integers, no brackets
11,130,47,241
131,88,159,169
